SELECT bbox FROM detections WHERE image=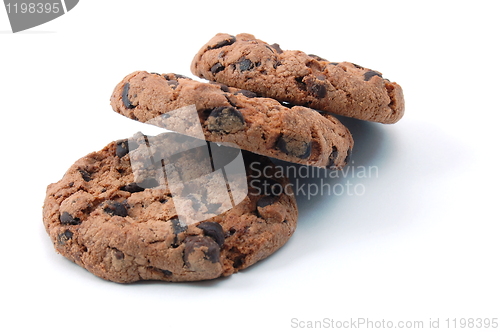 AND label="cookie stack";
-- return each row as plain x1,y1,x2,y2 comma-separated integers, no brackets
43,33,404,283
